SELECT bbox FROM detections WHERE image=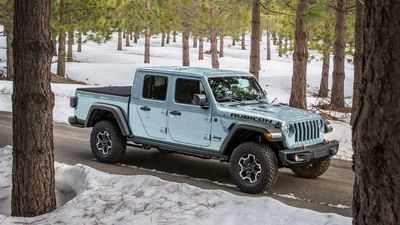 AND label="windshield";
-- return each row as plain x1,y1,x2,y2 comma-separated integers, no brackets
208,76,266,103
